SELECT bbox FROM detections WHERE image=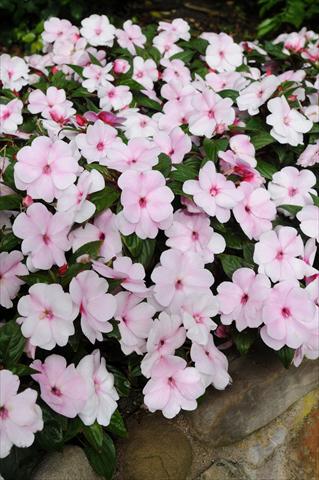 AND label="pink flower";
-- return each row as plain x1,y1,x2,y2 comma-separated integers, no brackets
31,355,88,418
189,89,235,137
151,249,214,311
113,59,130,74
253,226,311,282
42,17,76,43
28,87,75,120
0,370,43,459
141,312,186,377
0,251,28,308
161,59,191,84
115,292,155,355
165,210,225,263
17,283,76,350
260,280,317,350
12,203,71,270
181,293,219,345
93,256,147,293
98,82,132,111
143,355,204,418
266,96,313,146
82,64,113,93
284,32,305,53
205,33,243,72
153,31,183,59
106,138,159,172
116,20,146,55
158,18,190,41
237,75,279,115
0,54,29,91
183,161,242,223
268,166,316,207
69,270,116,343
14,136,79,202
297,205,319,241
0,99,23,134
205,71,247,92
229,134,256,166
80,14,115,47
153,126,191,164
297,140,319,167
77,350,119,426
117,169,174,239
217,268,271,331
76,120,120,164
70,209,122,262
56,169,105,223
233,184,276,240
190,336,230,389
132,57,158,90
